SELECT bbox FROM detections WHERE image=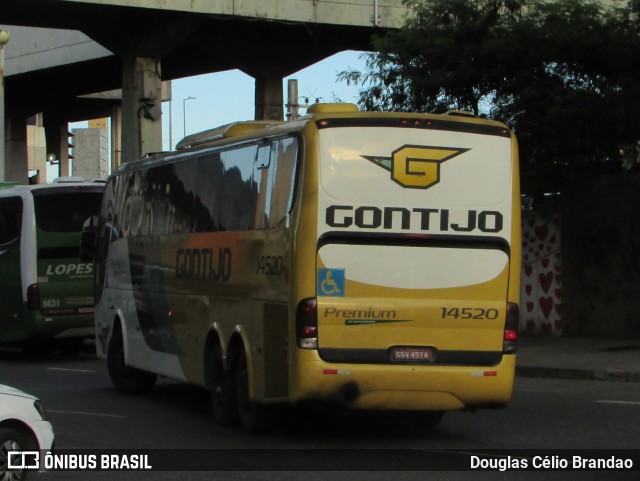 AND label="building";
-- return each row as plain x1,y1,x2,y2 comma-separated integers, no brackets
71,127,108,180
